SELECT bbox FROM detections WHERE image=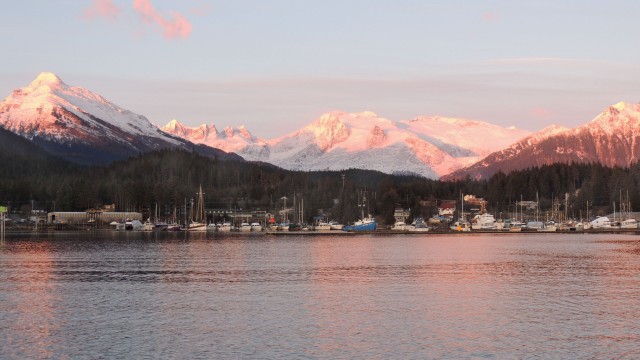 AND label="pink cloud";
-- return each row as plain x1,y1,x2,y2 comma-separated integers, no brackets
483,11,500,23
132,0,192,39
83,0,122,21
529,107,552,119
